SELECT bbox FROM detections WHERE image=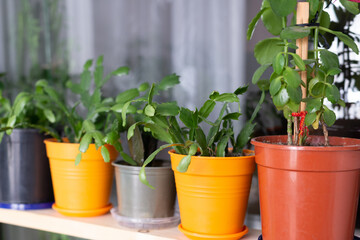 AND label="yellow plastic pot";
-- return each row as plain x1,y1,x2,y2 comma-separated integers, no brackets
169,150,255,240
44,138,118,217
